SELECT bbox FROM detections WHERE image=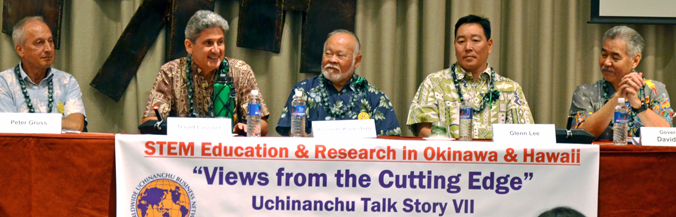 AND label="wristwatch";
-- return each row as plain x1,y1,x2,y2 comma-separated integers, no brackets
632,103,648,114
